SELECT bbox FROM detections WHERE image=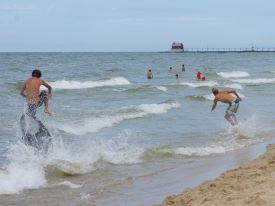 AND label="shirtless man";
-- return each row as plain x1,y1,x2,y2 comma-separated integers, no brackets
211,88,241,126
20,69,52,117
